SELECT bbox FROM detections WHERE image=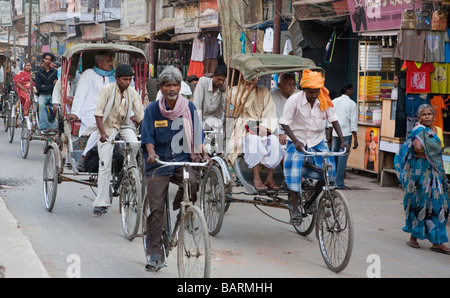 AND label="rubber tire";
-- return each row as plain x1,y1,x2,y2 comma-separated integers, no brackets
121,167,143,241
43,148,59,212
315,189,354,273
20,119,30,159
177,205,211,278
200,165,226,236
